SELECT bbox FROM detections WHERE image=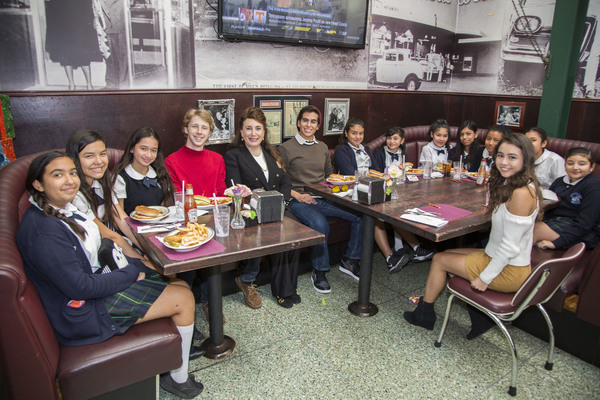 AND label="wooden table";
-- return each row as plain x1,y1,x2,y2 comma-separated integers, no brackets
131,214,324,359
305,178,491,318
